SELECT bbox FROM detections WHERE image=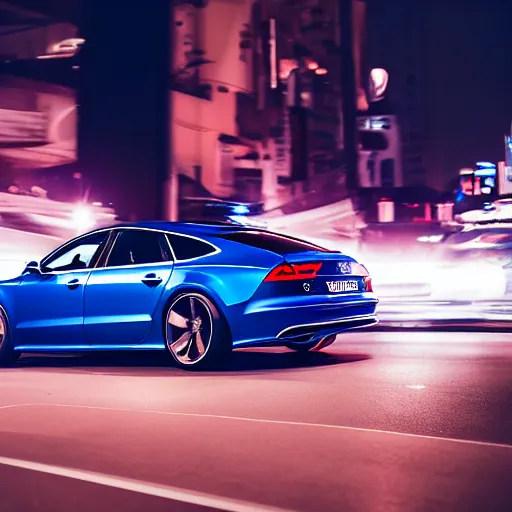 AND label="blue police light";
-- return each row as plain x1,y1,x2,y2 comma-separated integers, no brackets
232,204,250,215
